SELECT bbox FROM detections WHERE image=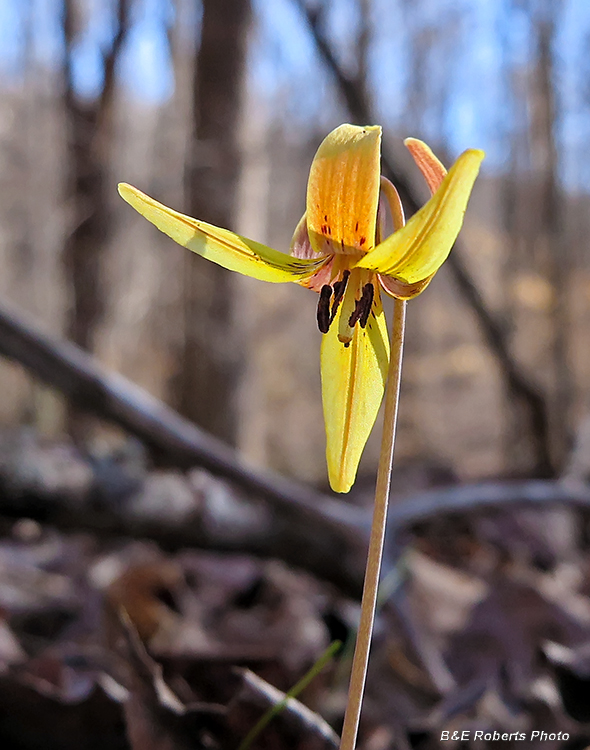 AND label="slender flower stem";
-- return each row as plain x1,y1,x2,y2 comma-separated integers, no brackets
339,298,407,750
